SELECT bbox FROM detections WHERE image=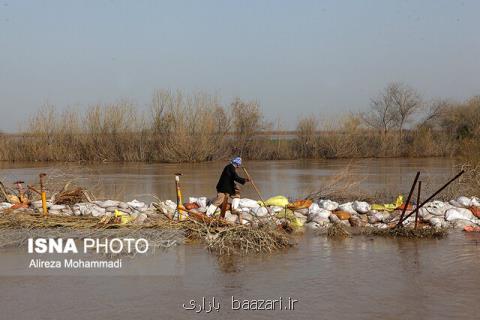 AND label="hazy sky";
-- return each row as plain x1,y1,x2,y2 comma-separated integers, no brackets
0,0,479,132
